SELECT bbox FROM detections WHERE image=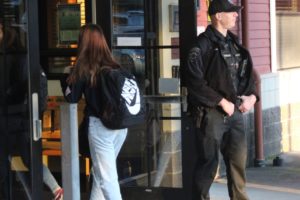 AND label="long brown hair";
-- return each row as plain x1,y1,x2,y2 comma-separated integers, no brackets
69,24,119,86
